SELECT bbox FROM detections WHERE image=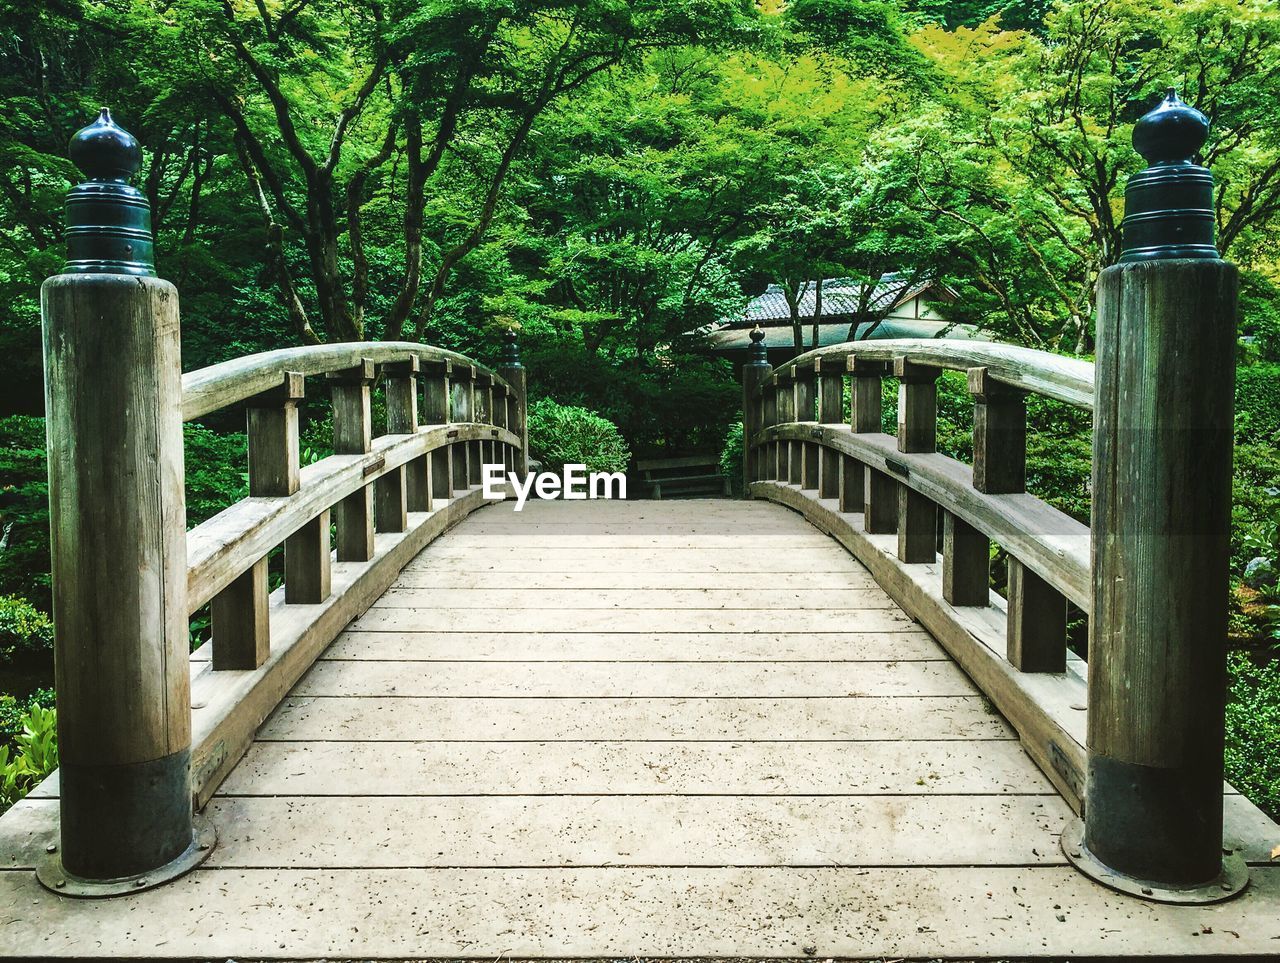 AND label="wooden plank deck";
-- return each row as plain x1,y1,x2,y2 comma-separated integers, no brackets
2,497,1279,959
